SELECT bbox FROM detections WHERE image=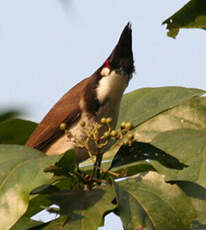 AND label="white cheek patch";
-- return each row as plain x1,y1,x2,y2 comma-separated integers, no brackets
100,67,110,76
96,70,128,104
